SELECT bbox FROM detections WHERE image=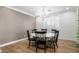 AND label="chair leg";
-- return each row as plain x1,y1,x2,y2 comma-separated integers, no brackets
56,43,58,48
36,45,38,53
44,48,46,53
44,43,46,53
53,43,56,52
28,41,30,48
36,48,37,53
